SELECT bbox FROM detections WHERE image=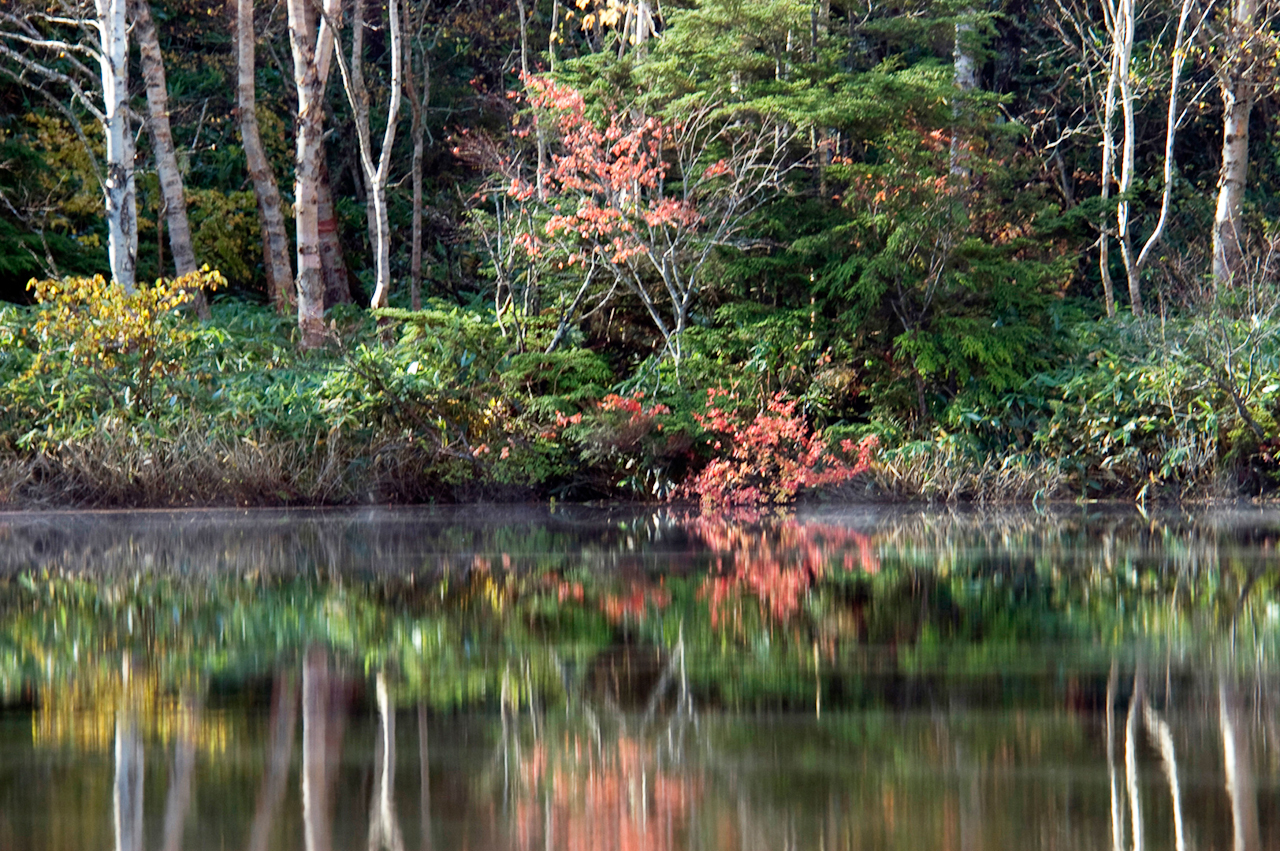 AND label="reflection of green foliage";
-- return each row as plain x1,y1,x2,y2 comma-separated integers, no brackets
2,510,1279,711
